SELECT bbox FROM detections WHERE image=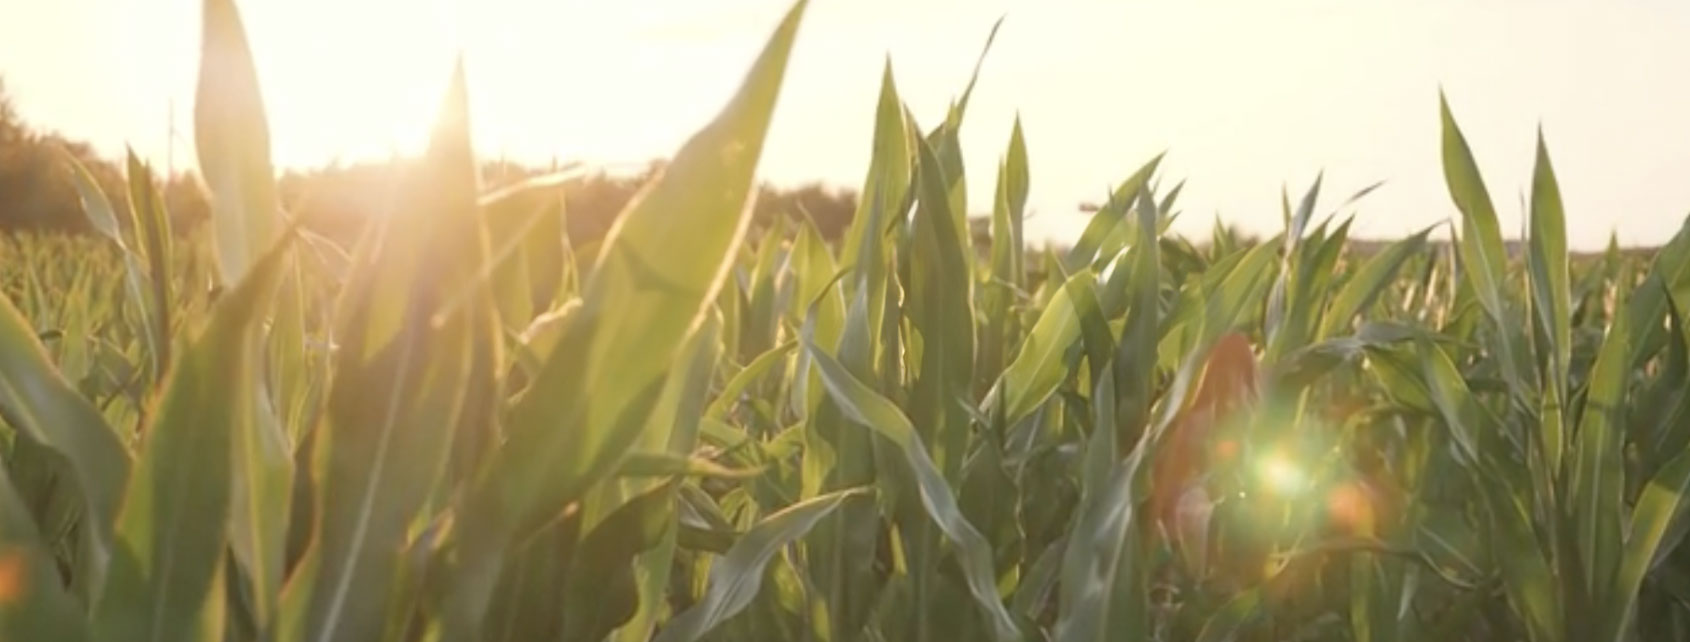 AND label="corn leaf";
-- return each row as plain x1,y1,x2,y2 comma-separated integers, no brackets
1439,93,1531,408
989,269,1096,426
1609,444,1690,641
651,487,866,642
560,481,678,642
1570,275,1628,607
1064,156,1163,272
195,0,279,287
92,230,287,642
0,461,92,642
1321,226,1434,338
280,61,483,642
446,4,809,634
1054,451,1150,642
806,343,1022,641
1528,130,1572,473
0,290,130,600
